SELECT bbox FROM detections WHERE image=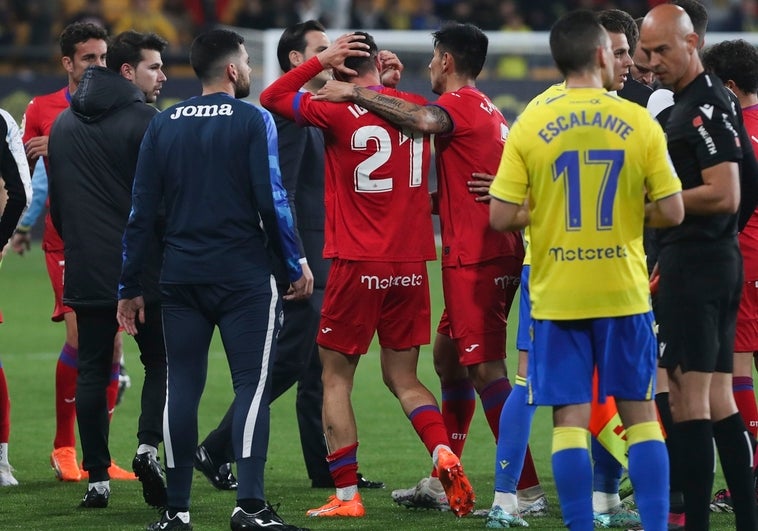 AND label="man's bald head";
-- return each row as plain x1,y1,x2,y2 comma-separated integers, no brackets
639,3,702,92
641,4,694,40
